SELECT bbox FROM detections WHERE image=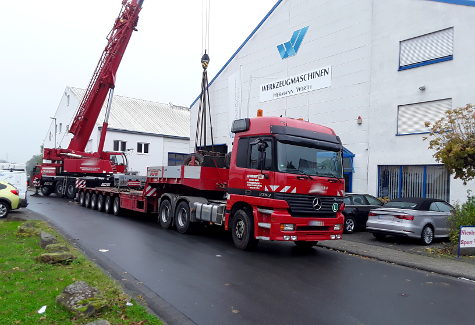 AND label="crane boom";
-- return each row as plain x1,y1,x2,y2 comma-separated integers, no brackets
68,0,143,152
